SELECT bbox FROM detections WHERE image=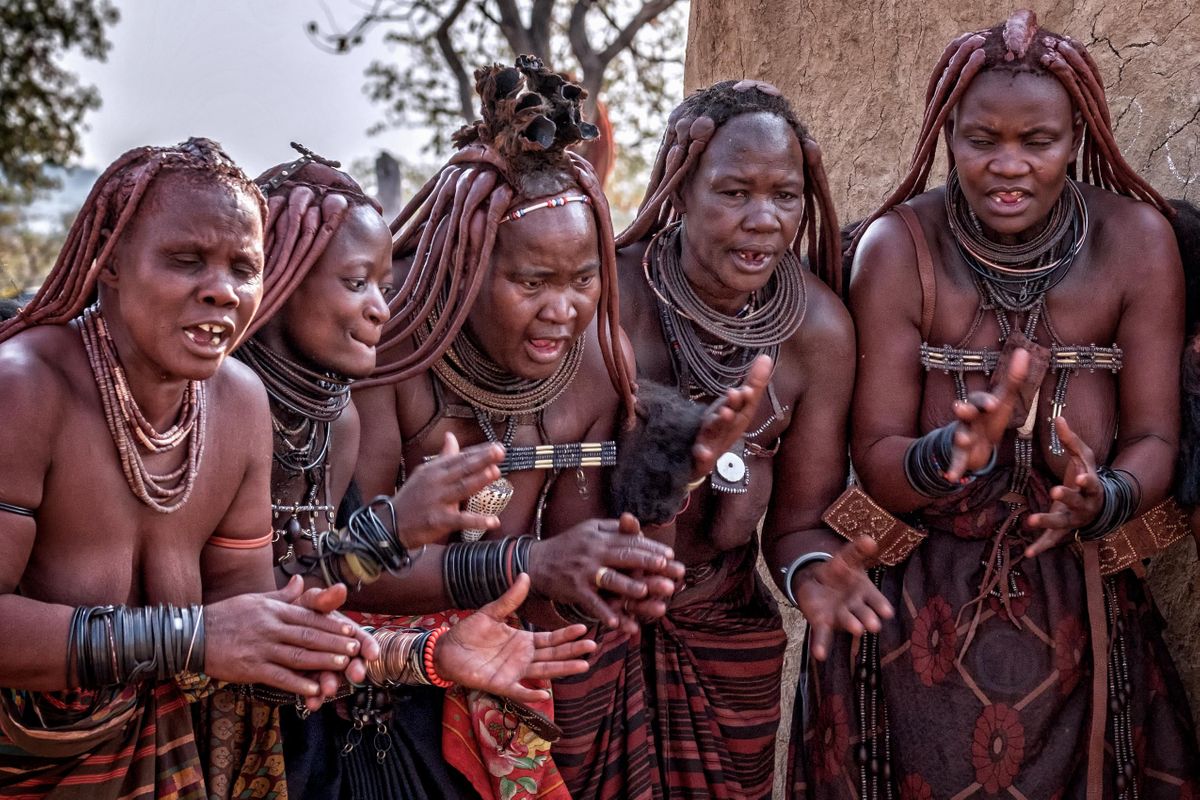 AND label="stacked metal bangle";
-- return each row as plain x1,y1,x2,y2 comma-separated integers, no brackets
903,423,995,497
1075,467,1139,542
444,536,535,609
364,626,451,688
69,604,205,688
